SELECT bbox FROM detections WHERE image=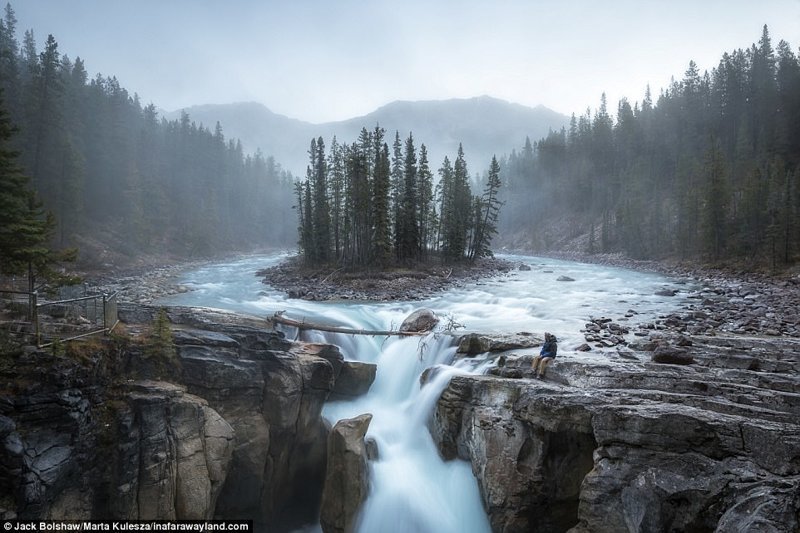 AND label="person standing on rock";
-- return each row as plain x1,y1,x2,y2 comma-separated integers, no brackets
532,332,557,379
